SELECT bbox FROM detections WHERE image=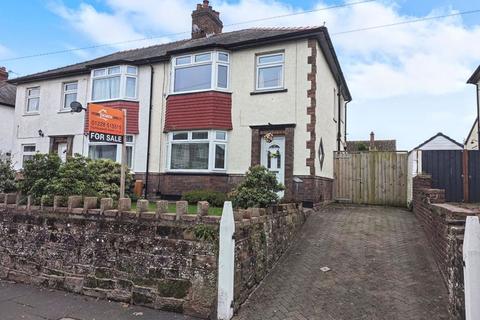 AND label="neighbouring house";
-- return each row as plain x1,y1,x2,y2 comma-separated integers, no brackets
346,132,396,152
8,0,351,205
0,67,16,157
465,117,478,150
407,132,463,203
